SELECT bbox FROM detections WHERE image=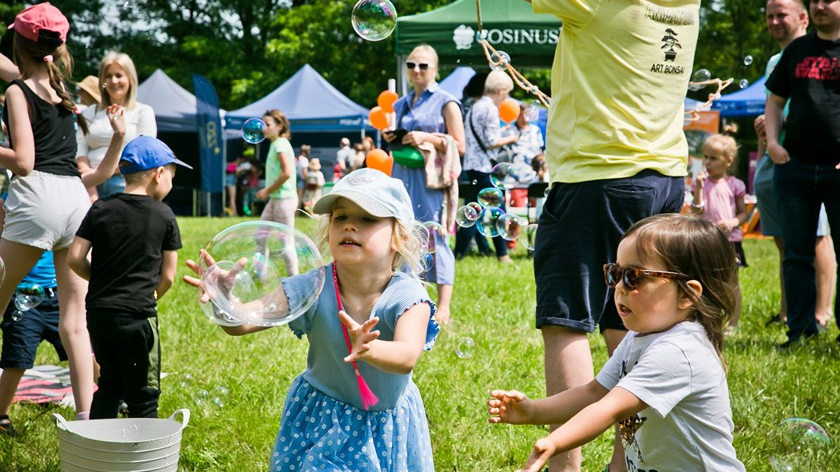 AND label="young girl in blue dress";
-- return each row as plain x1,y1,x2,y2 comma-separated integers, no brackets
186,168,439,471
488,214,745,472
